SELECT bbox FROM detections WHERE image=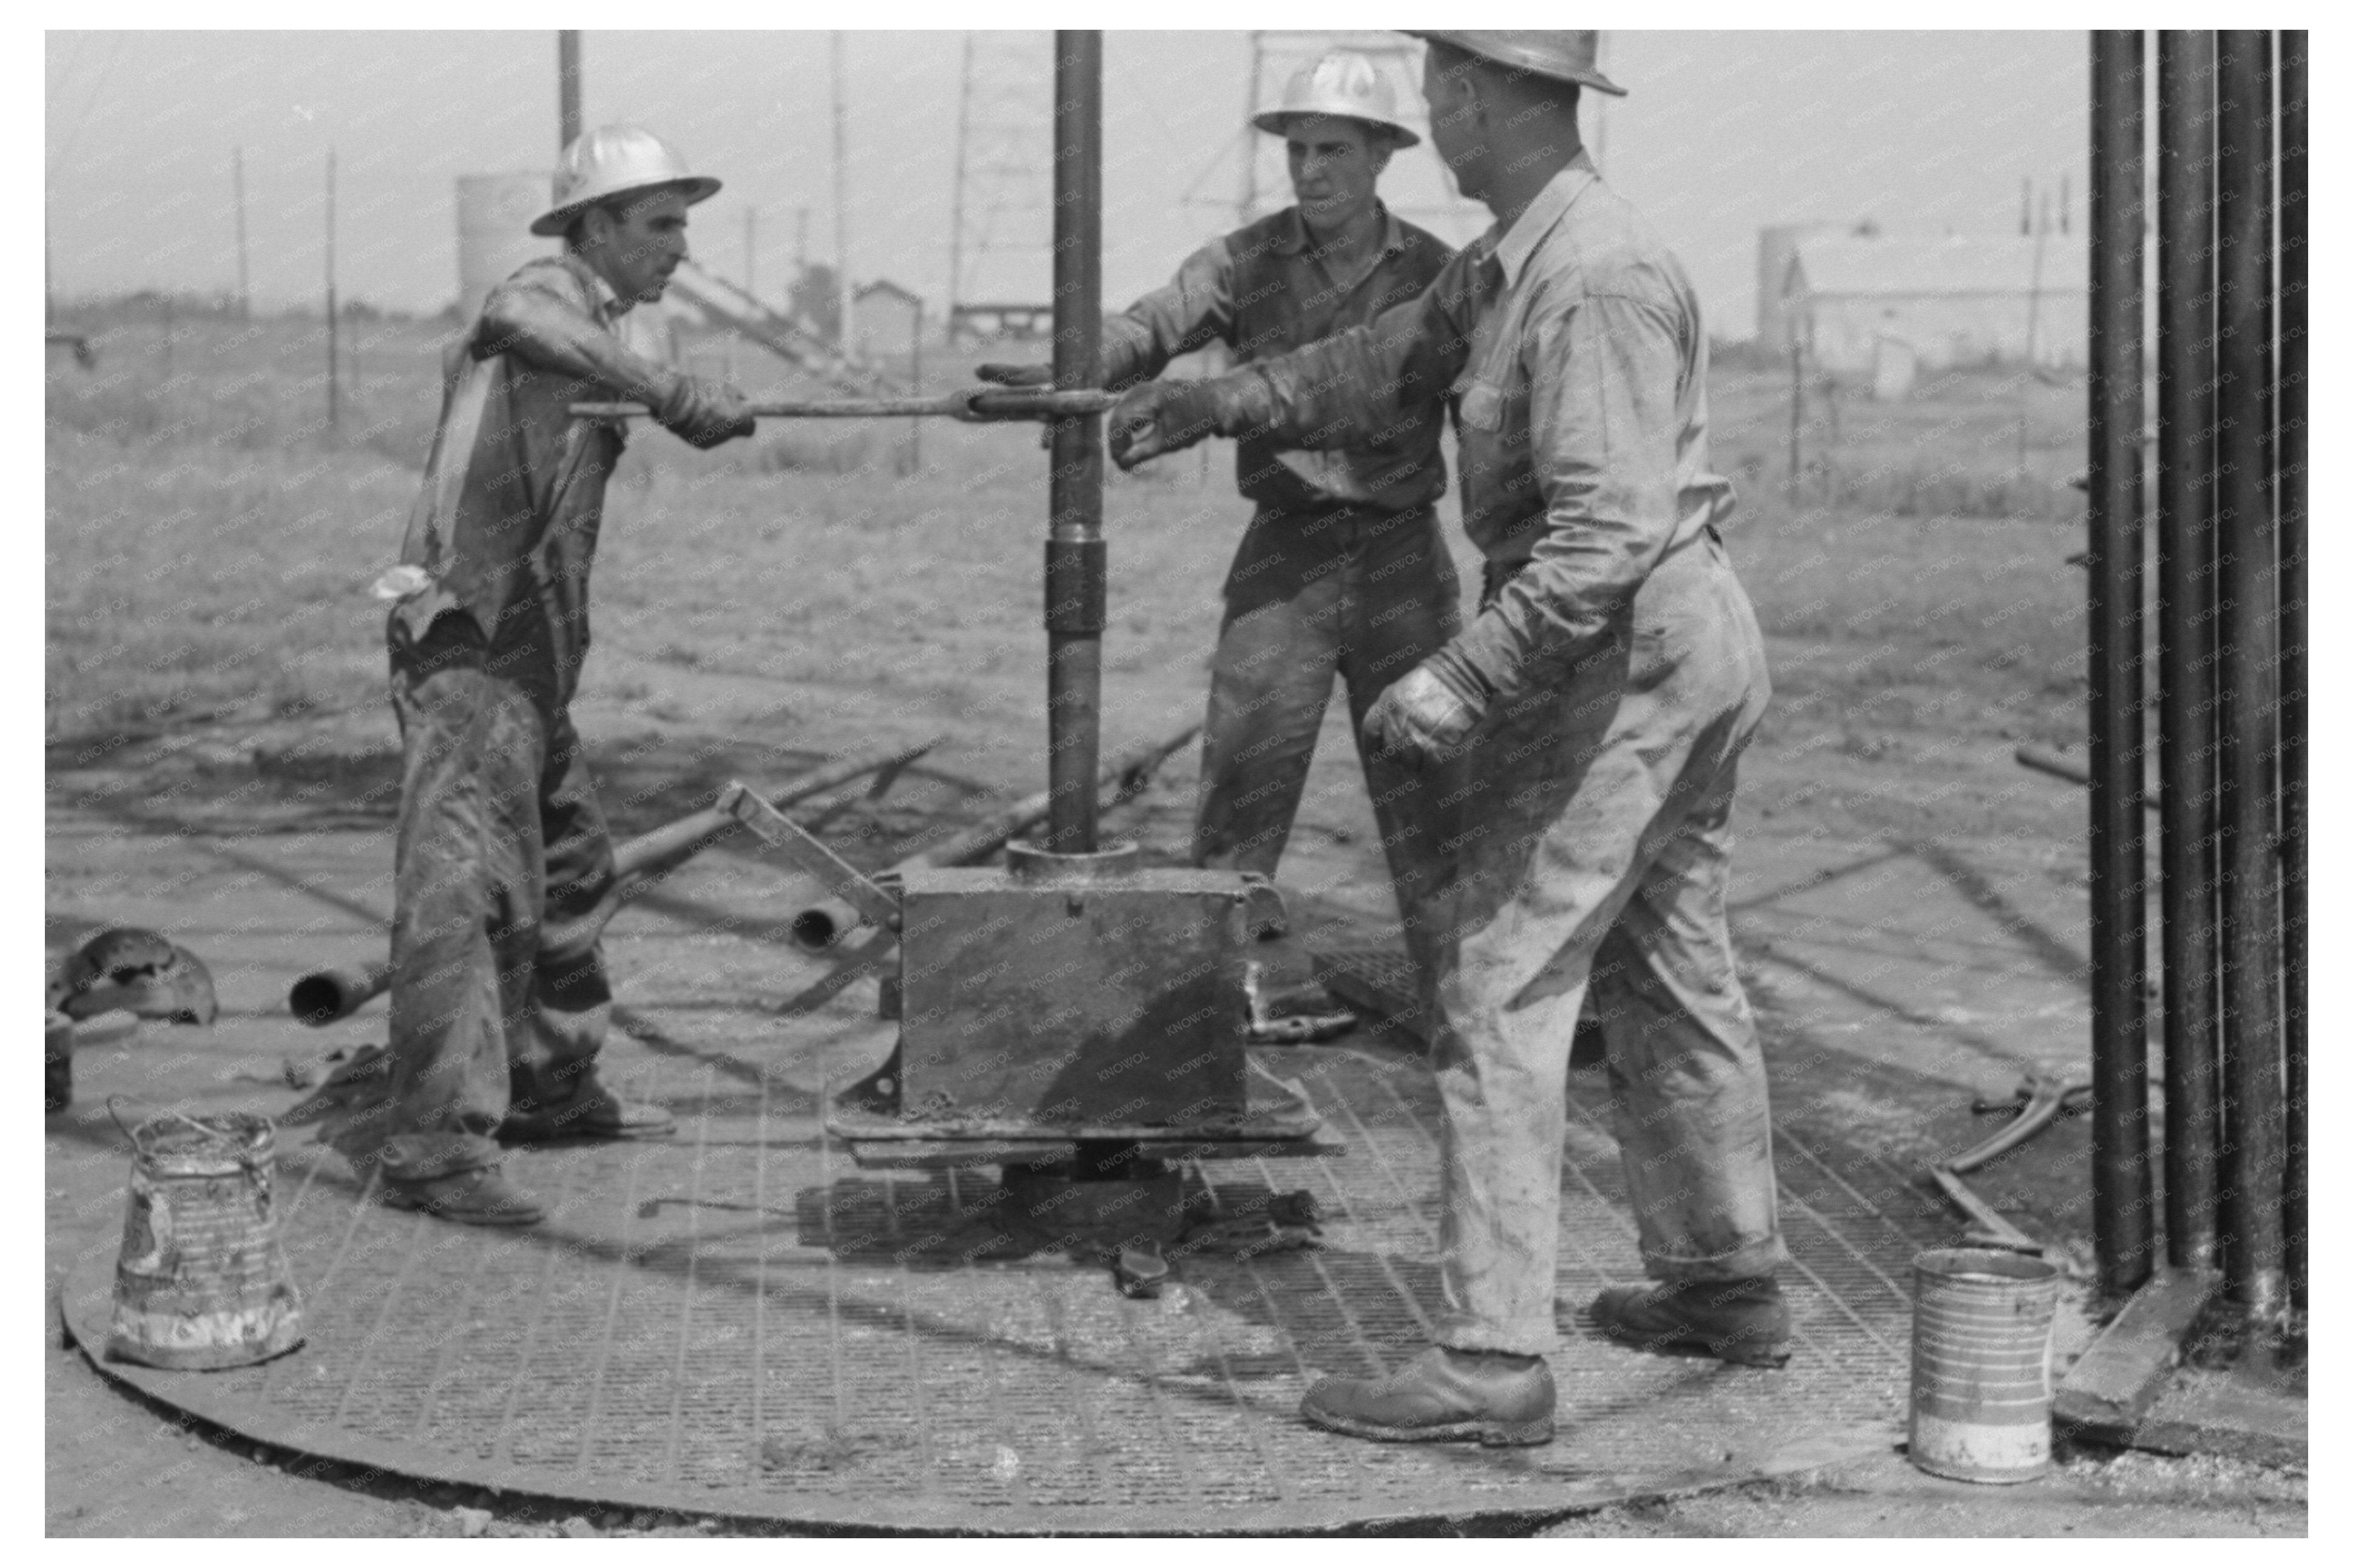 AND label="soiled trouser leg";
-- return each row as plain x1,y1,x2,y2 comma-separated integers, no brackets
1426,535,1779,1357
343,613,549,1180
1587,755,1783,1282
1334,507,1462,980
507,701,617,1120
1191,515,1349,879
